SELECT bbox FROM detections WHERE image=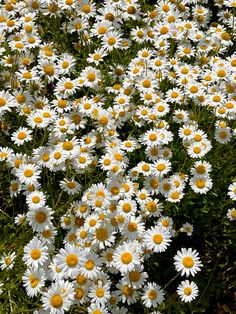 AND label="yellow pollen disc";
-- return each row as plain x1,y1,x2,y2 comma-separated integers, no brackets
79,156,86,163
50,294,63,308
171,191,180,199
193,147,201,154
128,222,137,232
32,196,40,203
76,274,86,285
122,286,133,296
35,211,47,223
42,153,49,162
107,37,116,45
122,203,132,213
30,249,41,260
142,80,151,88
67,182,76,189
96,288,104,298
62,141,73,150
34,117,42,123
64,82,73,89
121,252,133,264
182,256,194,268
87,73,96,82
43,65,54,76
146,201,157,212
75,288,84,300
219,131,227,139
96,228,108,241
30,277,39,288
82,4,91,13
129,270,140,282
148,289,157,300
17,132,27,140
184,287,192,295
100,116,108,125
230,209,236,219
24,169,33,177
142,164,150,172
80,230,87,238
157,164,166,171
195,179,205,189
66,254,78,267
85,260,94,270
153,234,163,244
149,134,157,141
196,165,206,174
89,219,97,227
5,257,12,265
